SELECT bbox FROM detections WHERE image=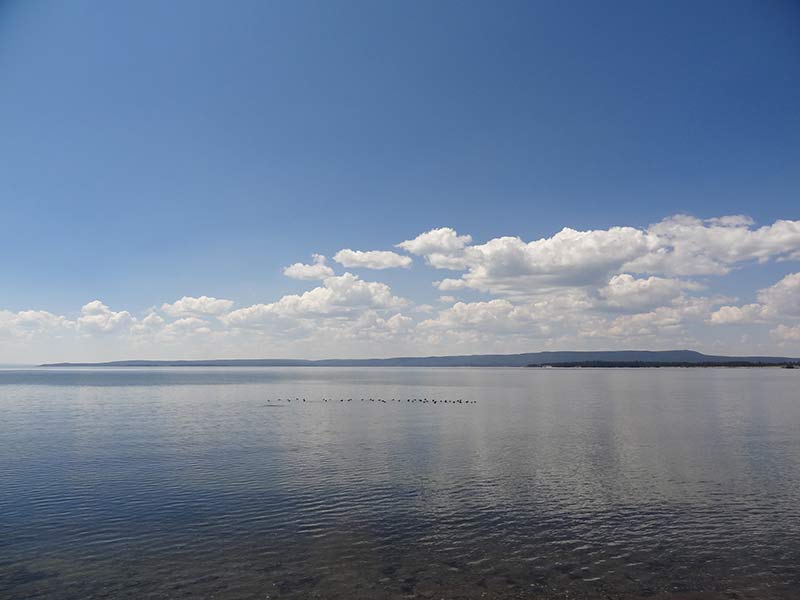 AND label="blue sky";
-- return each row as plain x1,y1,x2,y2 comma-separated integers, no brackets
1,0,799,361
